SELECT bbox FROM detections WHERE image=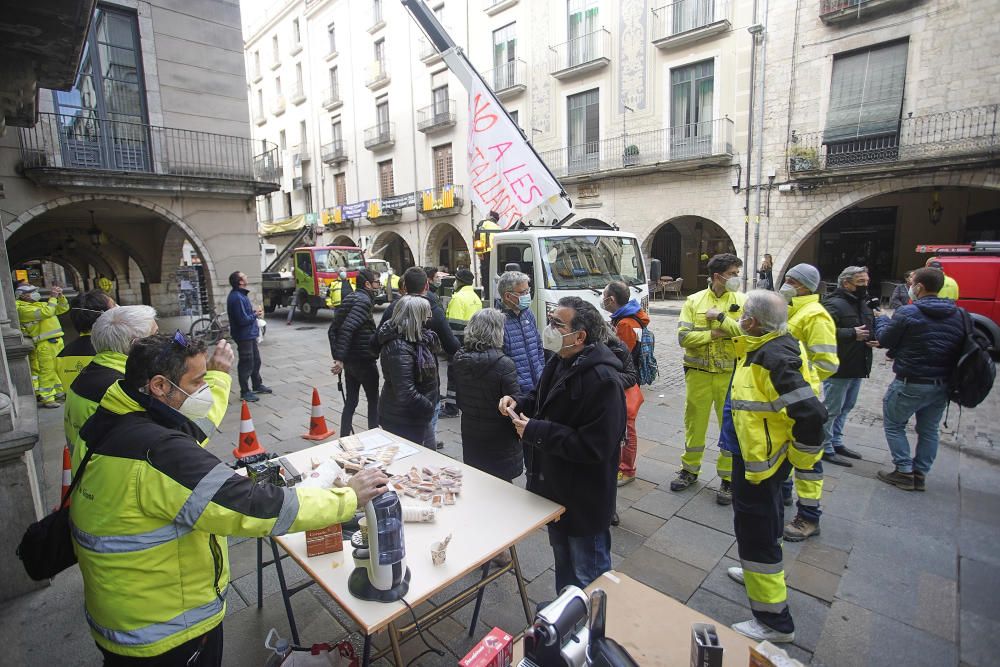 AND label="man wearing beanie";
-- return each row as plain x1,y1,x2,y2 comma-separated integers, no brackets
442,268,482,417
777,263,838,541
